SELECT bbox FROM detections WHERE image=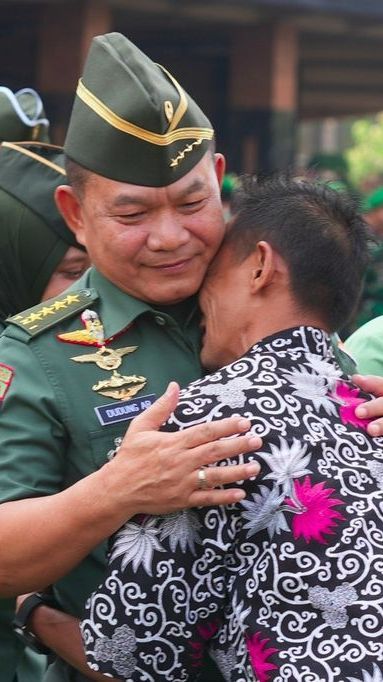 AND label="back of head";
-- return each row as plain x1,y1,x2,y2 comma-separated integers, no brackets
228,175,369,332
0,142,84,321
64,32,214,188
0,87,50,142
